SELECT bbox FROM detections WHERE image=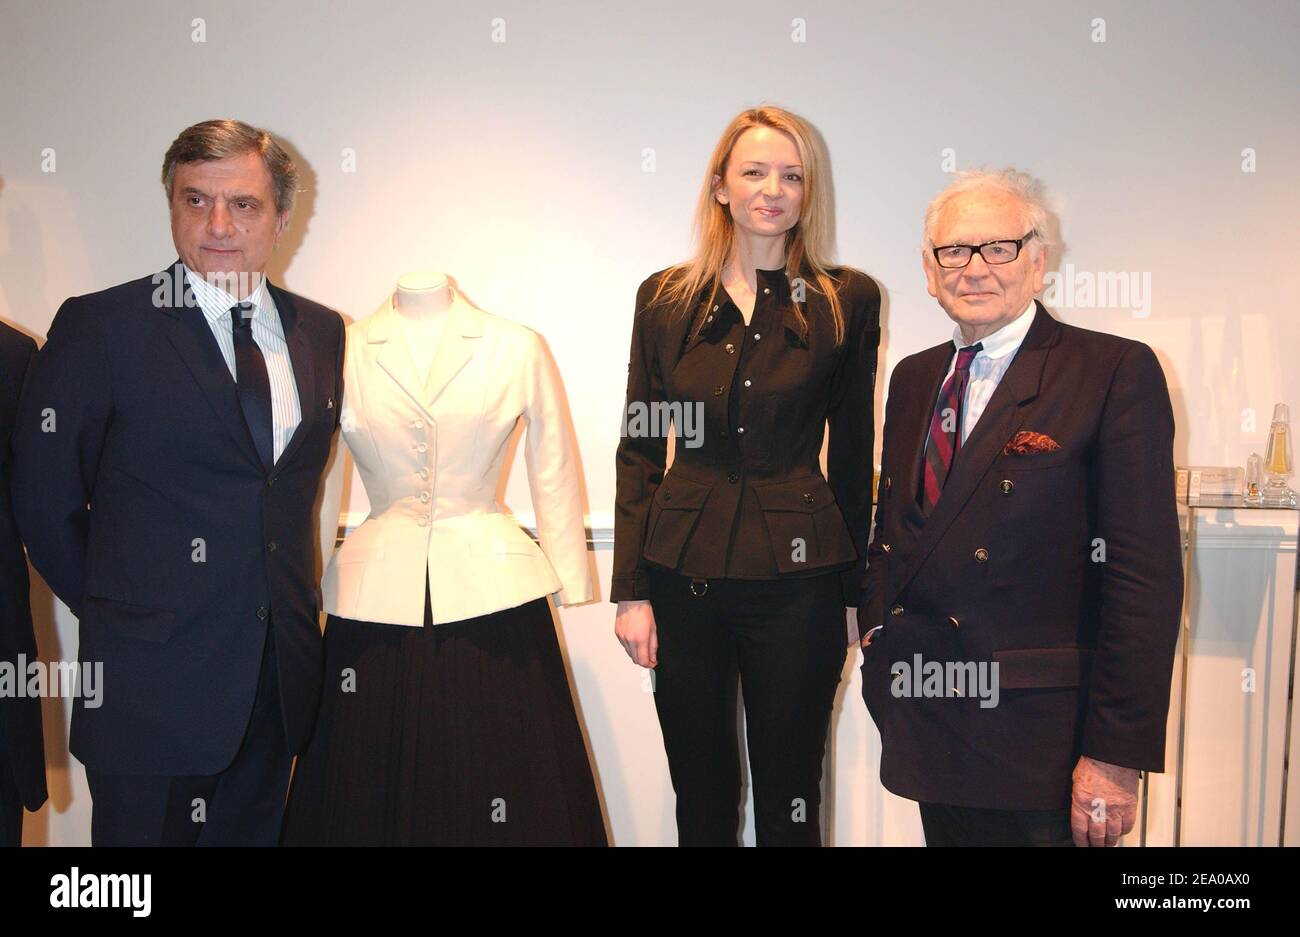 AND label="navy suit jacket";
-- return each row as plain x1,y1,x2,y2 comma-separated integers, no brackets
1,320,47,811
12,263,344,775
860,302,1183,809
